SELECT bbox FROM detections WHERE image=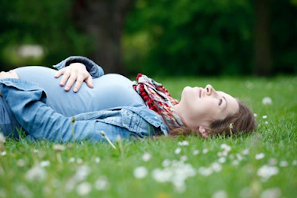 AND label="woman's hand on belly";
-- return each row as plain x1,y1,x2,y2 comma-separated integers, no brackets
0,71,19,79
54,63,94,92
